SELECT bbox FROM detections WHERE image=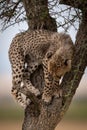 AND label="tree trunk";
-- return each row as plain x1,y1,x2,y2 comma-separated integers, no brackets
22,1,87,130
22,0,57,31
